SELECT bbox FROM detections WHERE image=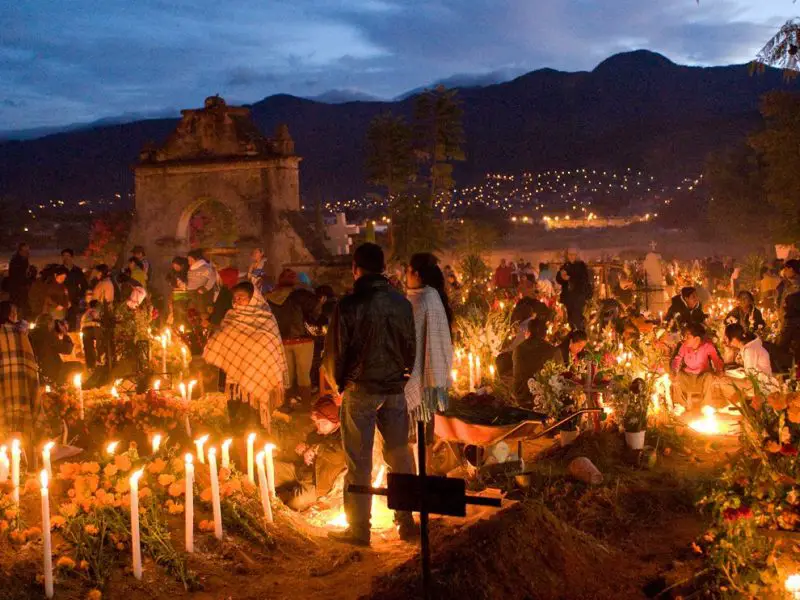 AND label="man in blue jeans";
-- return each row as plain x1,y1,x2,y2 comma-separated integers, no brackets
323,243,418,546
